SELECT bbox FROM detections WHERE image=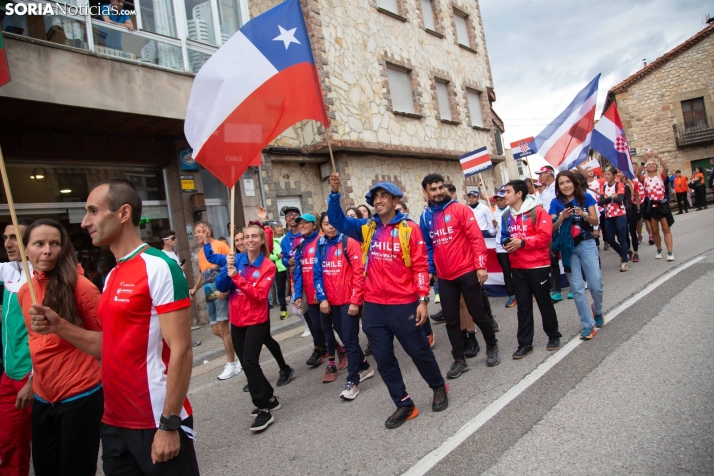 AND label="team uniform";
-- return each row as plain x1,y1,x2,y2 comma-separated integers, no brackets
99,244,199,475
601,181,629,264
493,205,515,299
